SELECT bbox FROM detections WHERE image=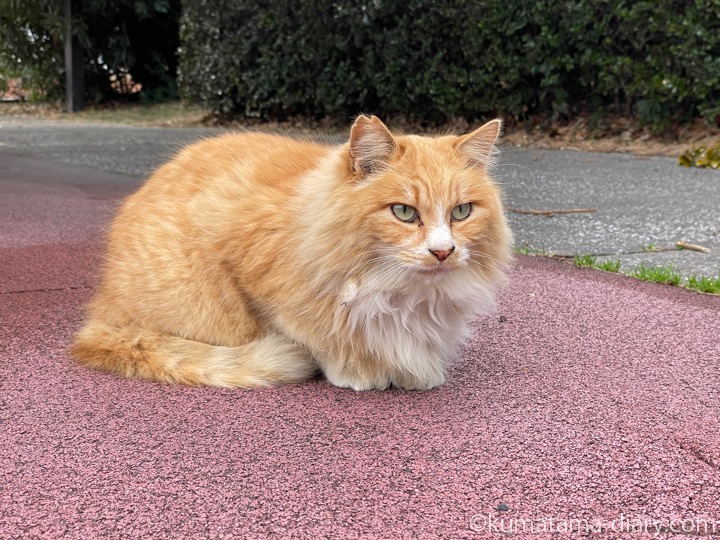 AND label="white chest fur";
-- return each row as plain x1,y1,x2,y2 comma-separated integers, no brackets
342,269,495,382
